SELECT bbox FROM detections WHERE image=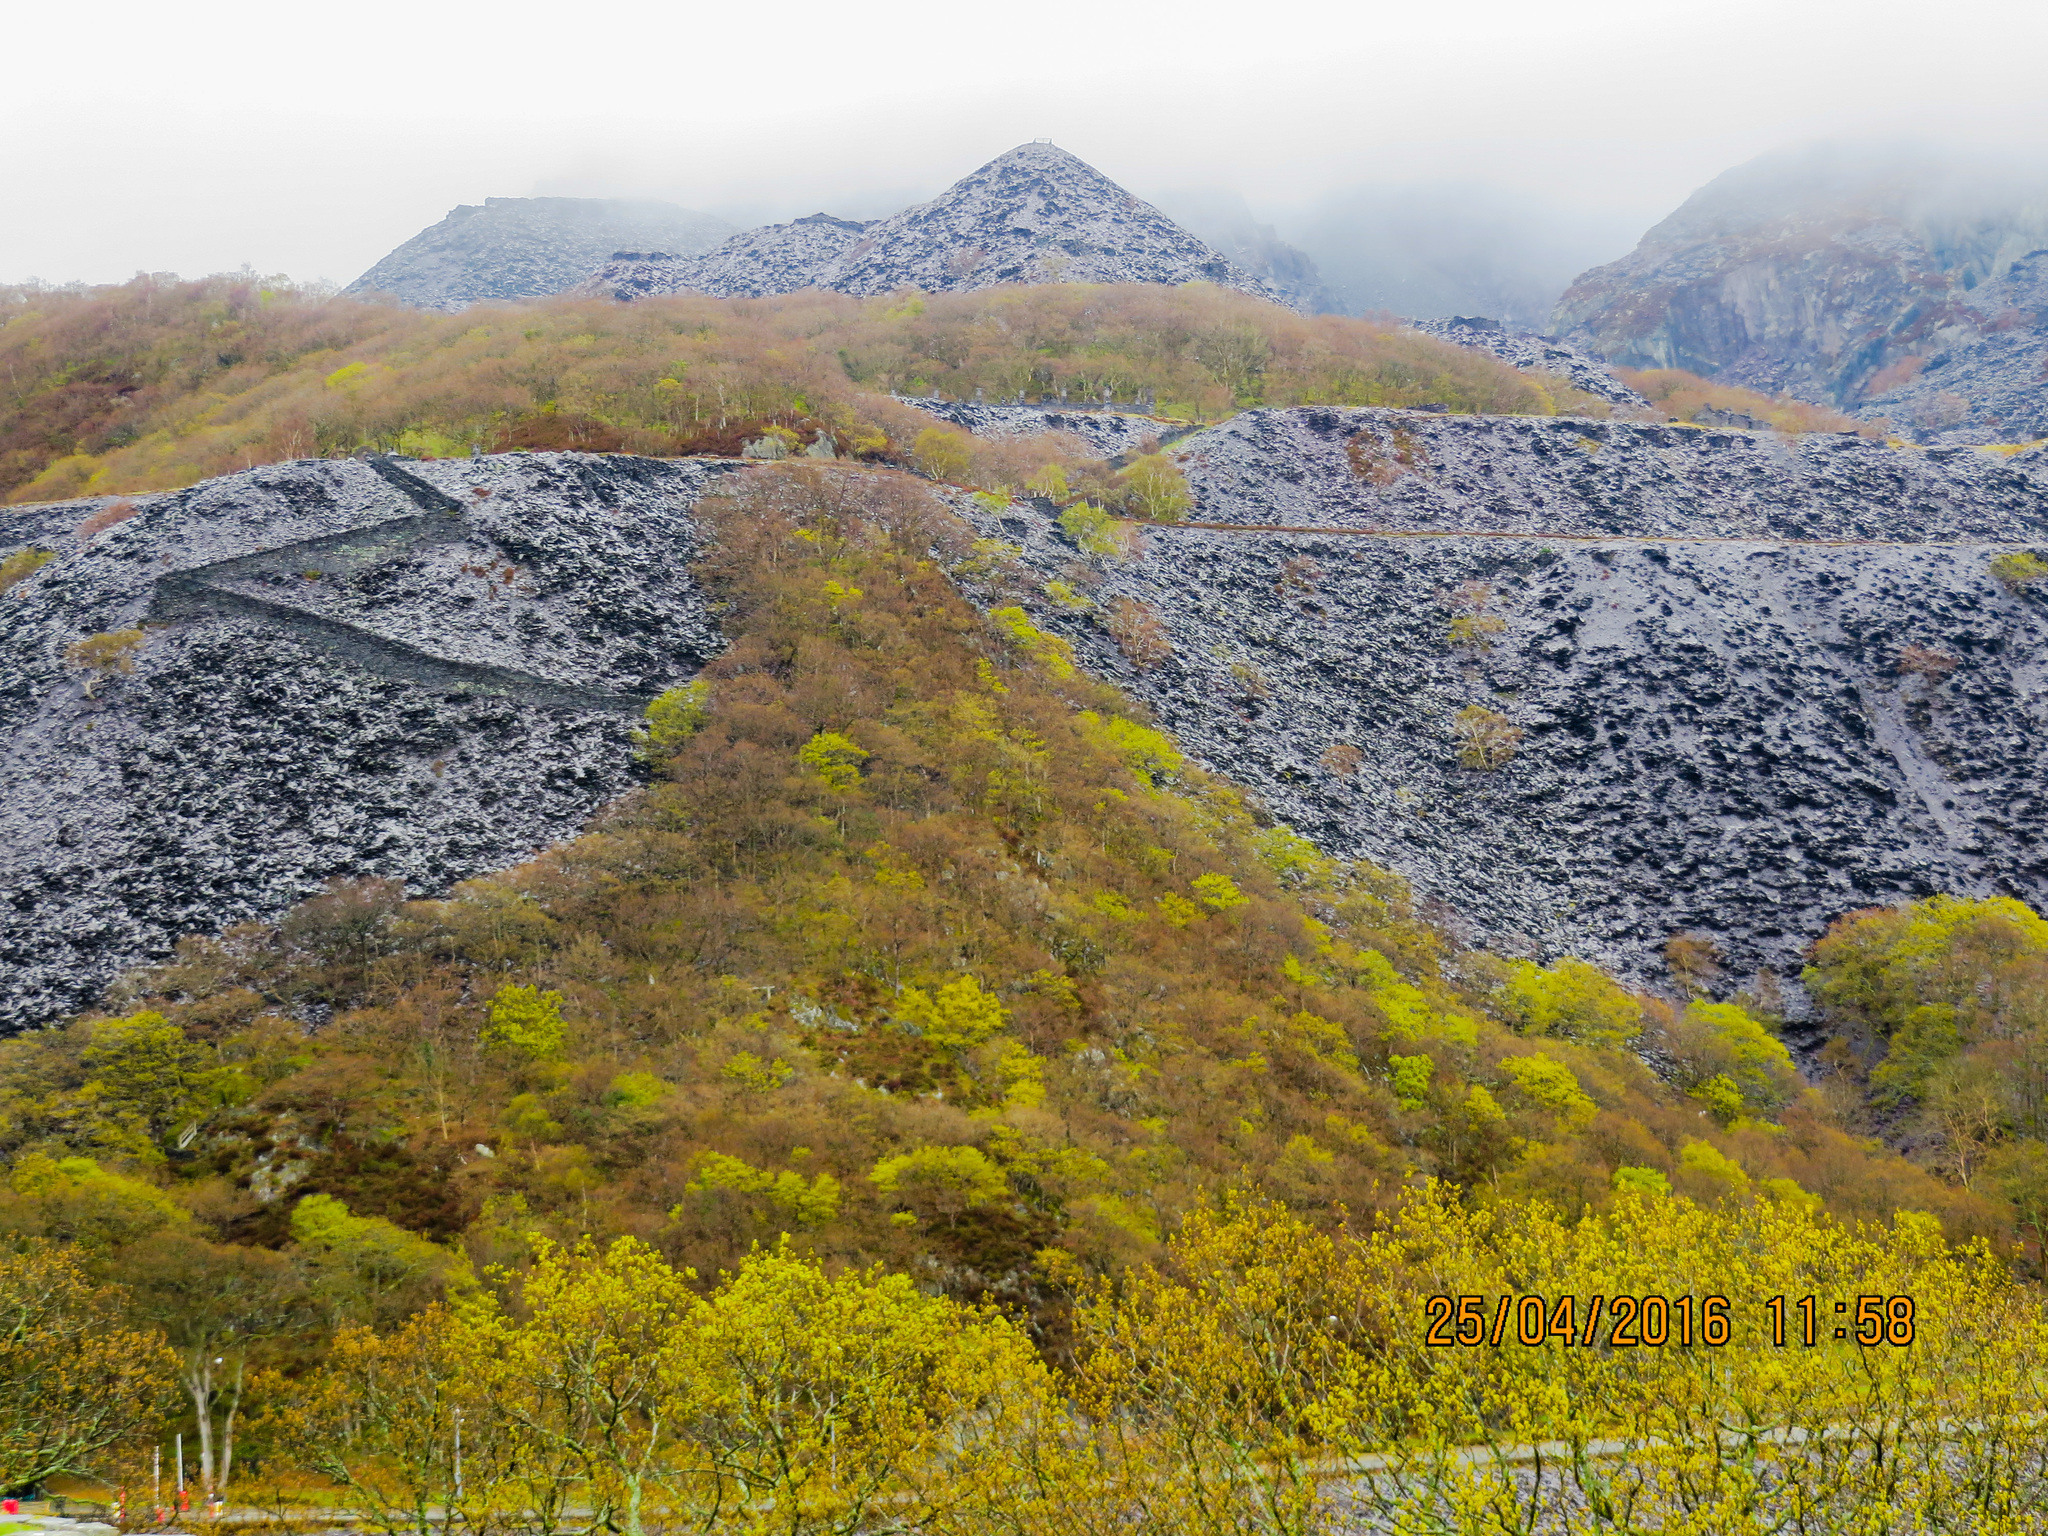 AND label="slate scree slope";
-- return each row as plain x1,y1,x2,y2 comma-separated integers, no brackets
6,416,2048,1029
0,454,726,1029
579,144,1288,306
345,197,736,312
949,409,2048,1016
